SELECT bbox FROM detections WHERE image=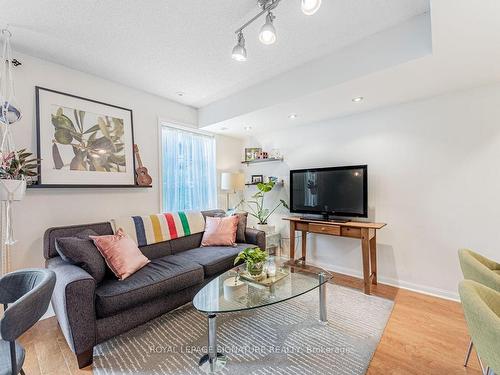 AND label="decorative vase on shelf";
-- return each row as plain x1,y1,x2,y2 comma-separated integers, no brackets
0,179,26,201
247,262,264,277
255,223,275,234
